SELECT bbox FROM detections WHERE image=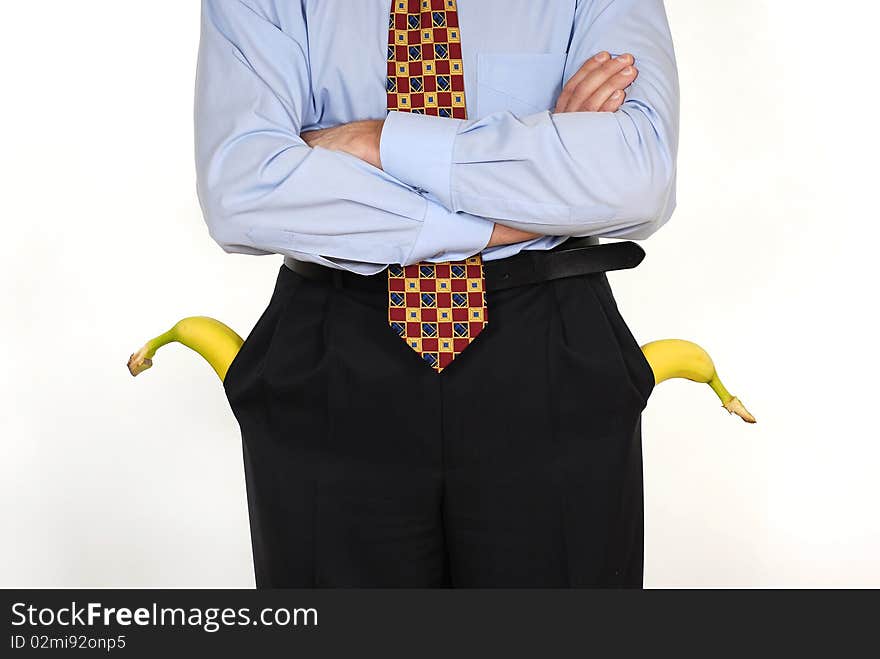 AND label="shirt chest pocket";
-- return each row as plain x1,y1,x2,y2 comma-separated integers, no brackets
475,52,568,118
